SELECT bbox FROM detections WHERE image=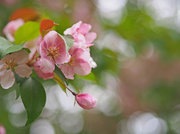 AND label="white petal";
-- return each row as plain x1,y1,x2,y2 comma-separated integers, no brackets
0,70,15,89
13,49,29,64
15,64,32,78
